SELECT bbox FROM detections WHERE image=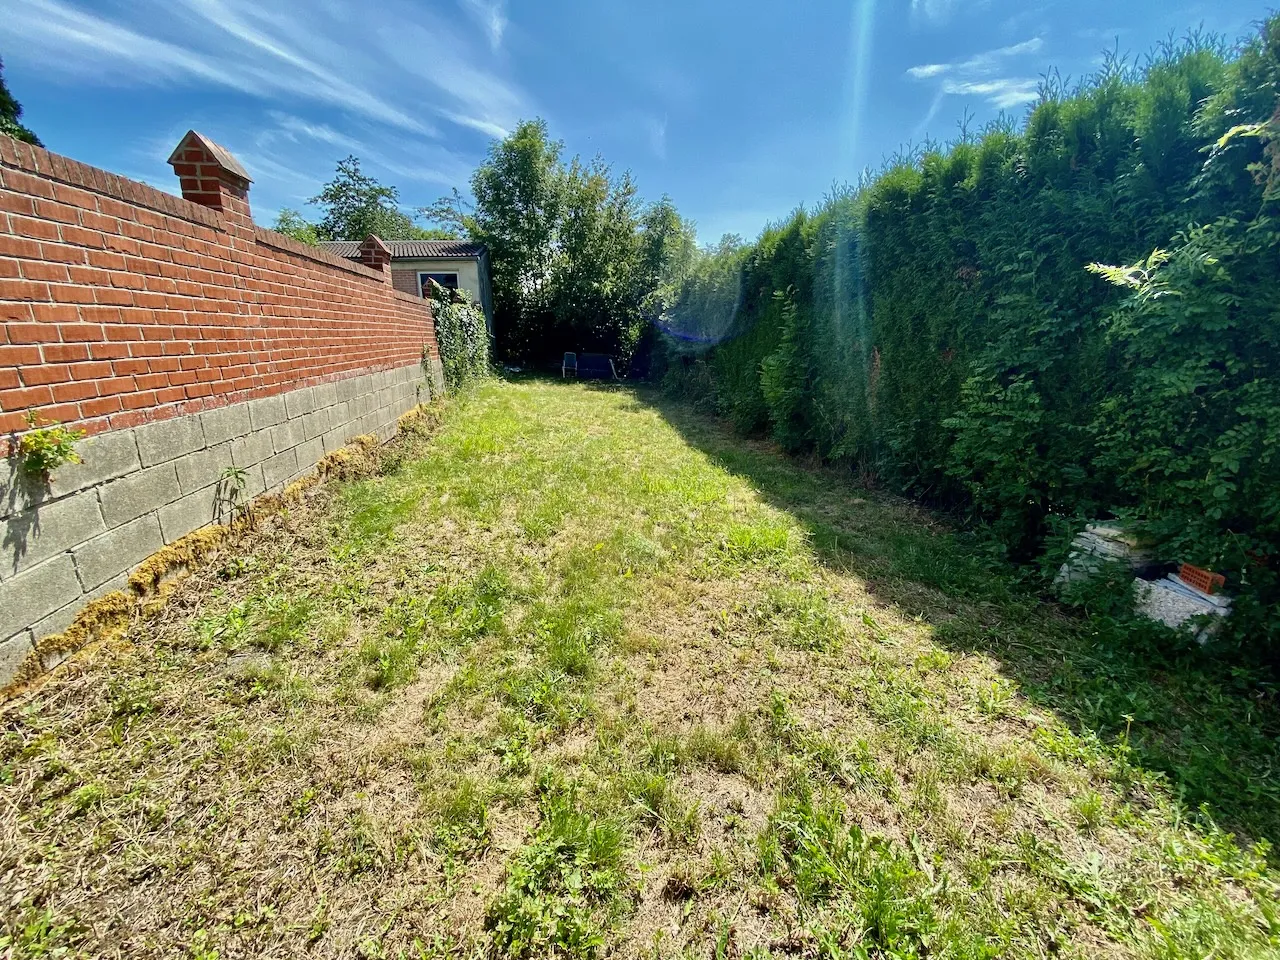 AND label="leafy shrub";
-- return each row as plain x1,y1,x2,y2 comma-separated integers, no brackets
427,283,490,392
659,18,1280,659
16,412,85,480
